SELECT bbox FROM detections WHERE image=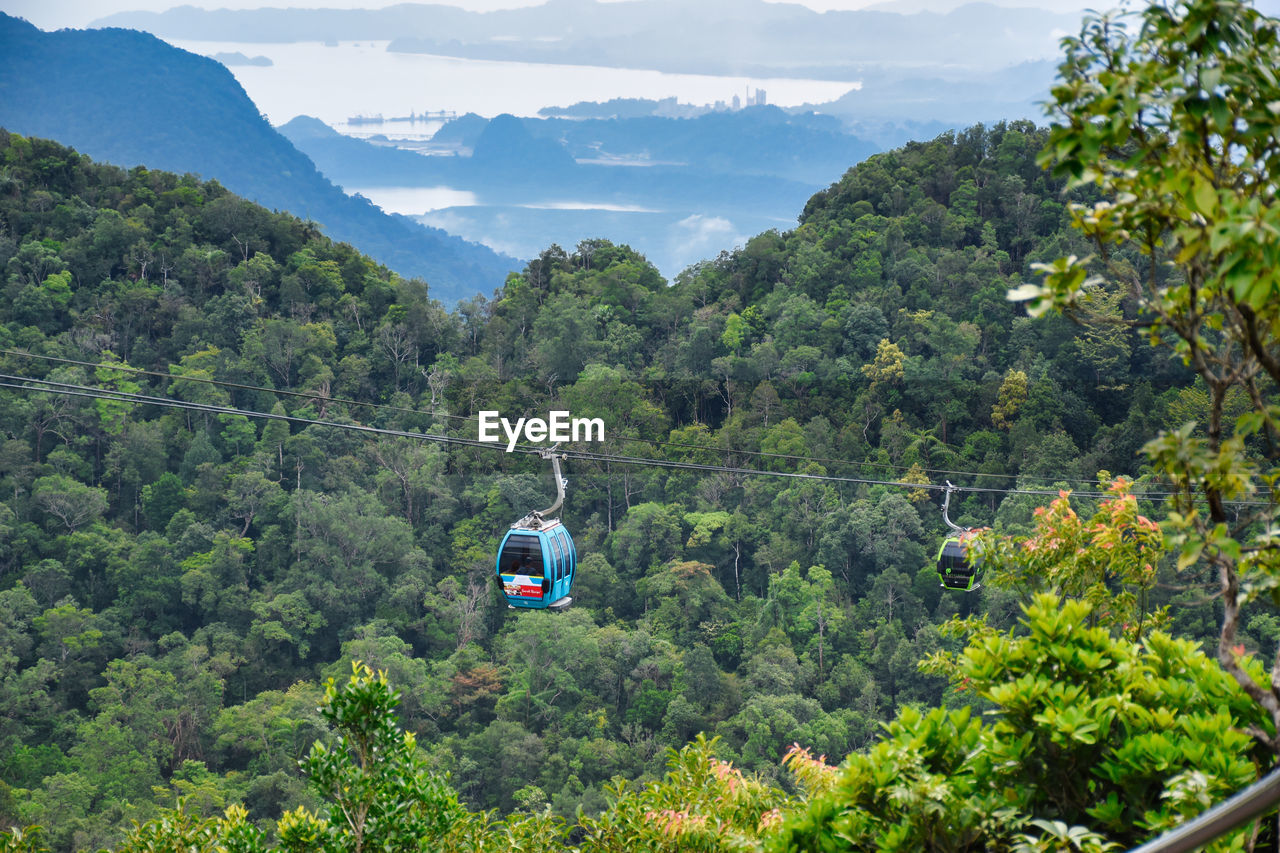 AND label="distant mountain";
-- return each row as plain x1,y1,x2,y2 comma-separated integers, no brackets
534,107,877,186
385,2,1076,79
93,0,1080,77
281,108,878,193
0,13,518,304
870,0,1278,12
538,97,701,120
865,0,1089,11
813,60,1059,129
92,3,483,44
278,112,848,278
213,51,273,67
471,114,580,174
